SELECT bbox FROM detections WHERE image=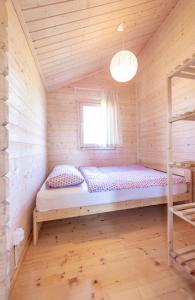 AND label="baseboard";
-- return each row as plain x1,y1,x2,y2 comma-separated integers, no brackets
10,231,32,292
